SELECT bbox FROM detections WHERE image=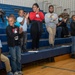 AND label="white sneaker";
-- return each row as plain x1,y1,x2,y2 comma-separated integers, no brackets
14,72,18,75
18,71,23,75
